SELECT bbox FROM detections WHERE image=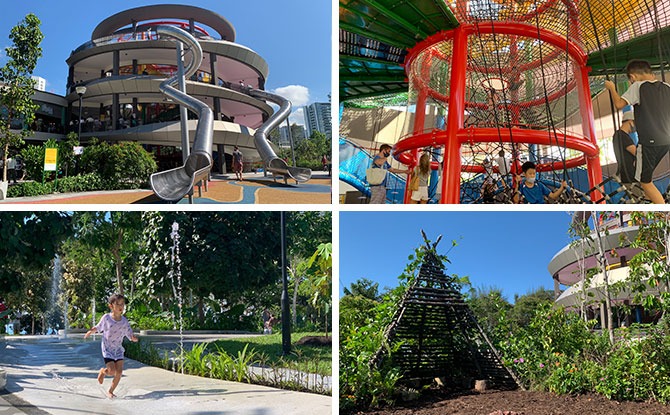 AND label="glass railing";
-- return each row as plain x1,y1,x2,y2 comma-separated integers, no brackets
72,30,214,55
